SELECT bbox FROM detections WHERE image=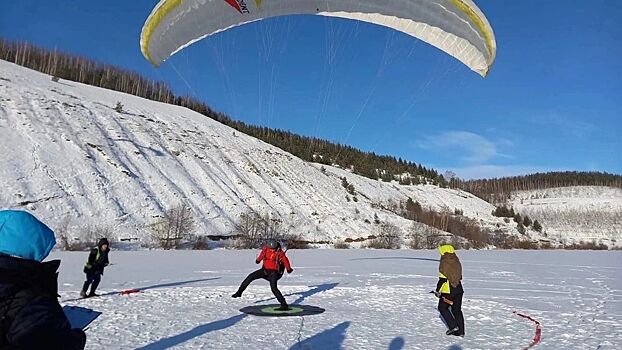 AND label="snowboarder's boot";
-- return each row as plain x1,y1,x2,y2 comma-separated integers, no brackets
231,292,242,298
80,290,87,298
88,290,99,297
276,304,291,311
446,327,460,336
